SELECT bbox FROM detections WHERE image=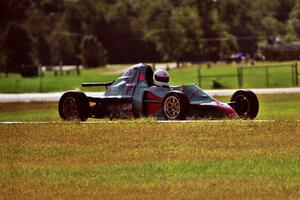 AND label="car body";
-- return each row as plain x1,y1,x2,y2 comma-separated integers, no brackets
59,63,259,121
